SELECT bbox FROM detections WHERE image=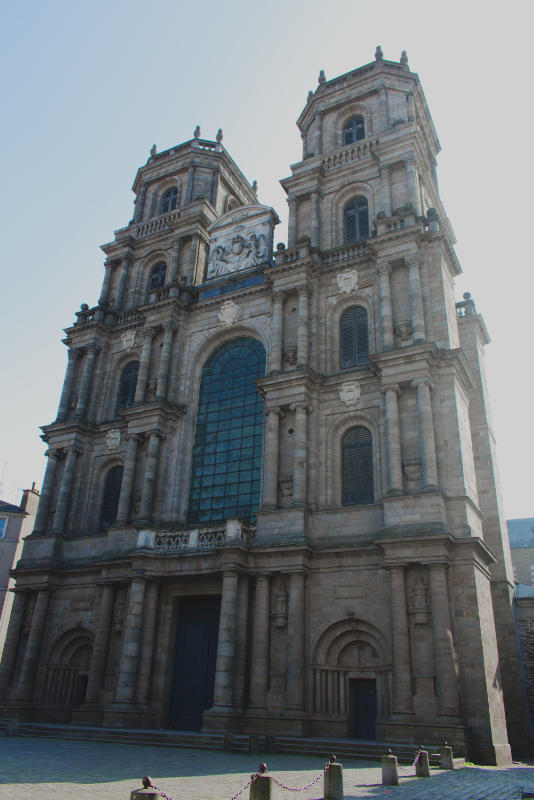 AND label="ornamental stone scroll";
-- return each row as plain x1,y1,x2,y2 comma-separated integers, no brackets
217,300,240,327
339,381,362,407
336,269,358,294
